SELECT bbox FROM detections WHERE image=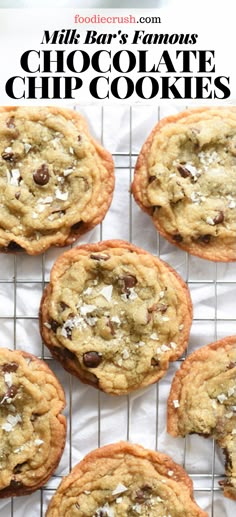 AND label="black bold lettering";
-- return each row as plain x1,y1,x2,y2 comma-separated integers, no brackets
67,50,90,73
111,76,134,99
42,50,65,73
5,76,25,99
92,51,111,73
20,50,40,73
214,76,231,99
136,76,159,99
89,77,109,99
